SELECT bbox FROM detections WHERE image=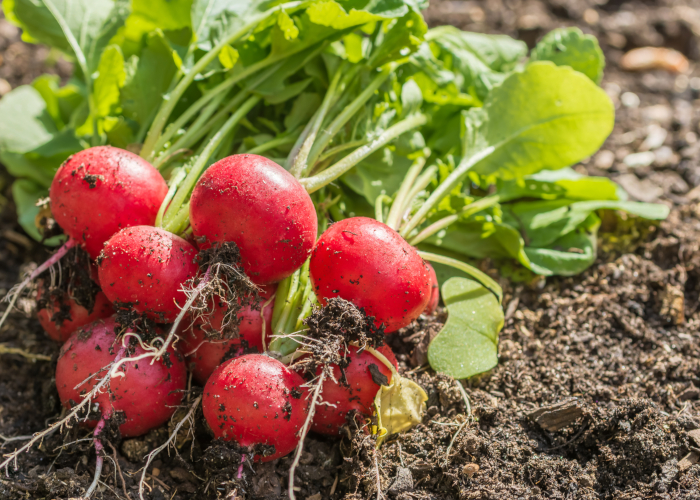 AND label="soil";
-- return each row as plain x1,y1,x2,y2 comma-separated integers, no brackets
1,1,700,499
